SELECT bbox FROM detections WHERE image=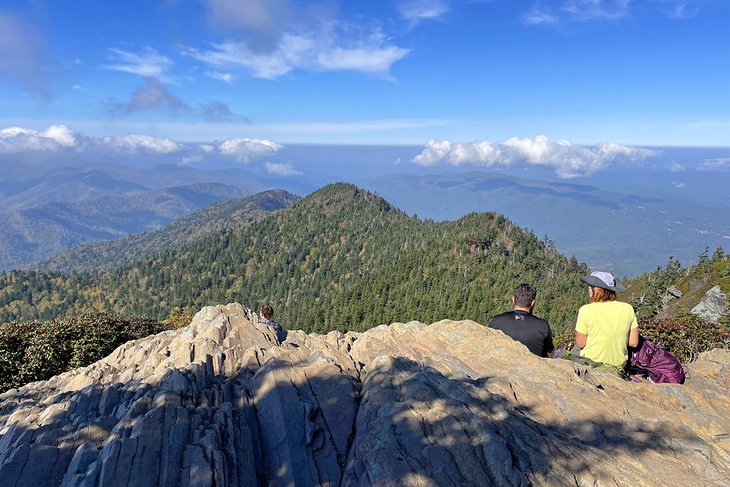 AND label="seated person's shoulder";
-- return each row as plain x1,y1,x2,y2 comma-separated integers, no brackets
489,310,514,326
